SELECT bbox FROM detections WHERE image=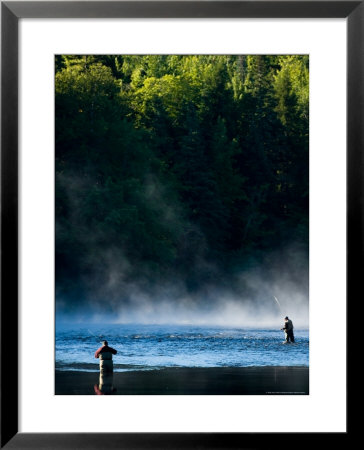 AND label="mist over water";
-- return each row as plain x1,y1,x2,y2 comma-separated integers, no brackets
57,278,308,329
57,295,308,329
57,240,308,328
